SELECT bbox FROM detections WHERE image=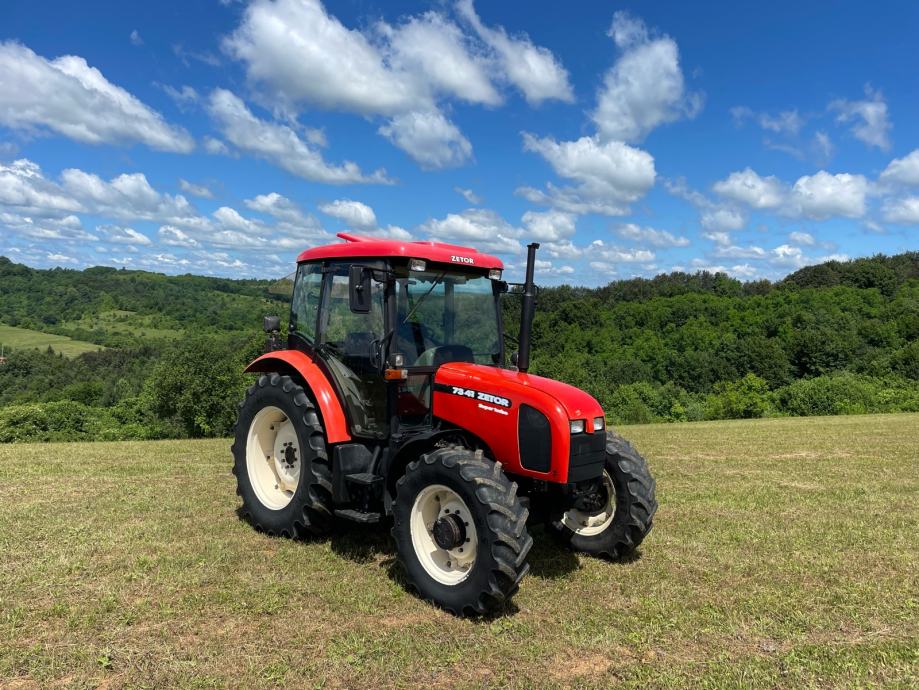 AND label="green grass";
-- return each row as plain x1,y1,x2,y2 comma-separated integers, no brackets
1,414,917,688
0,323,103,358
